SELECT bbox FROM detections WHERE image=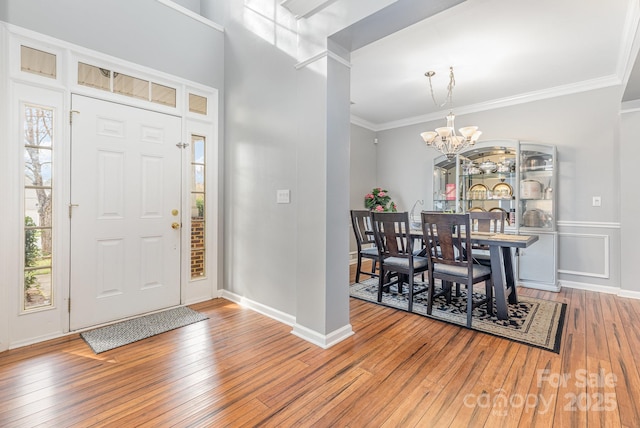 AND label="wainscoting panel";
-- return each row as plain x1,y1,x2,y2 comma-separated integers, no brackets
558,232,609,278
557,220,620,292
